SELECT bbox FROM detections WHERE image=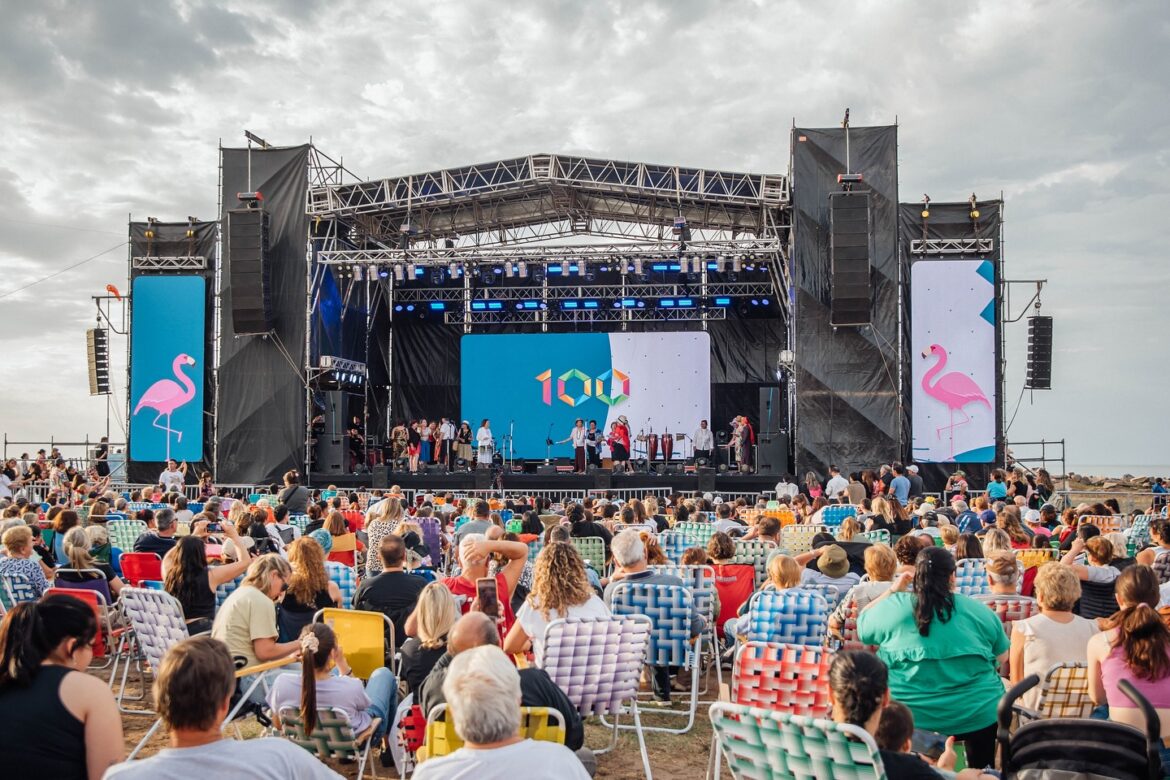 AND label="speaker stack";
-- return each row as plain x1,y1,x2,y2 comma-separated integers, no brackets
829,192,872,326
1026,316,1053,390
228,208,272,334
